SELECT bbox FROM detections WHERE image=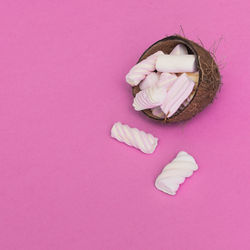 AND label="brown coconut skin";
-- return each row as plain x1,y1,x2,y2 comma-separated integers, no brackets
132,35,221,123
